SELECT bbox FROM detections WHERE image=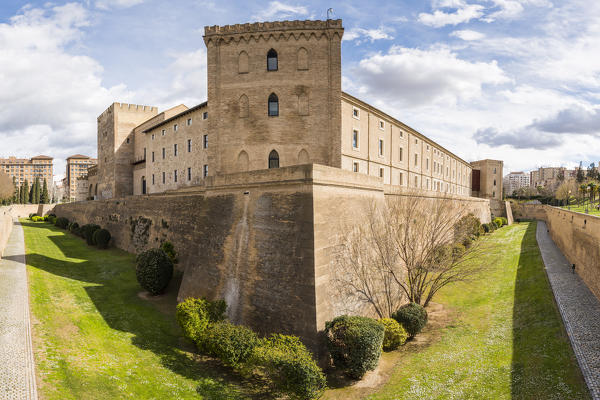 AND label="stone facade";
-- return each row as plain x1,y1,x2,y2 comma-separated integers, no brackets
53,164,490,350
